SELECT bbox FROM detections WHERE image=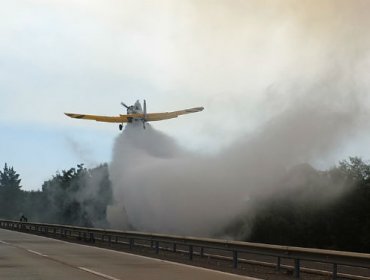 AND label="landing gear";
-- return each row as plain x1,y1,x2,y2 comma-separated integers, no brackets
119,124,123,131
